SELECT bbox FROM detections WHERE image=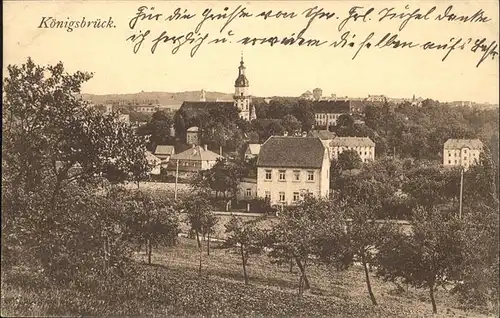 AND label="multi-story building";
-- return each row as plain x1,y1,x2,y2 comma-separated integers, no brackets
256,136,330,206
312,100,351,127
329,137,375,162
443,139,483,169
